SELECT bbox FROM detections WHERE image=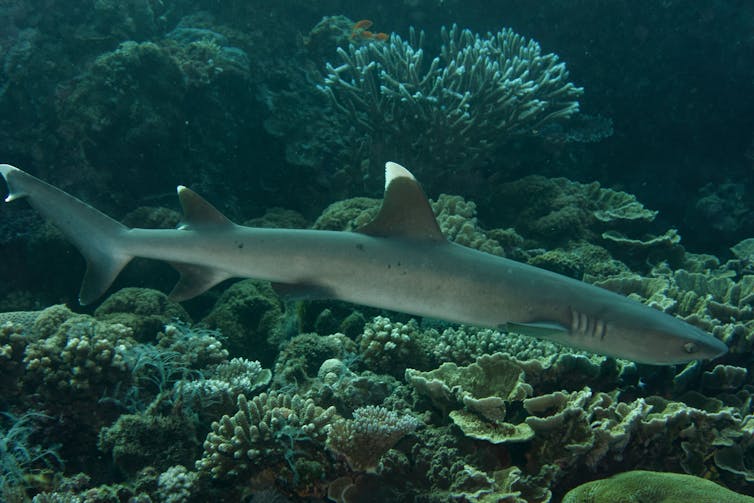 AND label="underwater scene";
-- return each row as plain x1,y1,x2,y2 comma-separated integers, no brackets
1,1,754,501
